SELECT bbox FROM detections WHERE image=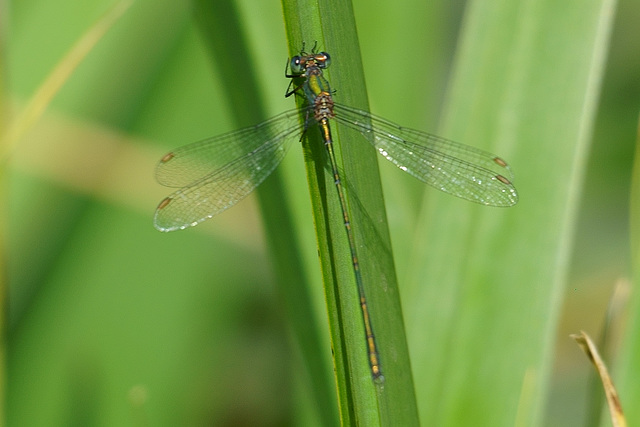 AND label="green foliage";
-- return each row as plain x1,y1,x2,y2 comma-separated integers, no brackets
5,0,638,425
